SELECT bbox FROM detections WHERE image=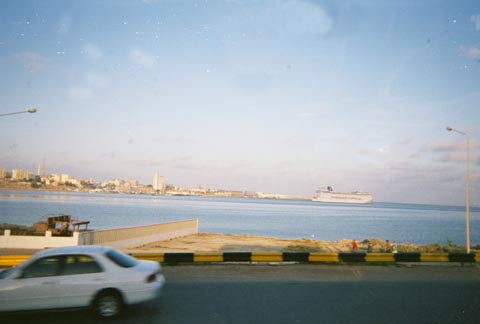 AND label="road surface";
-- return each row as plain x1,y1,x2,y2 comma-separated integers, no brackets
2,263,480,323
